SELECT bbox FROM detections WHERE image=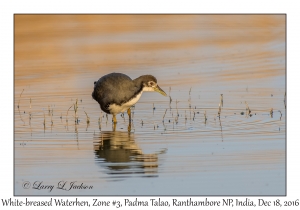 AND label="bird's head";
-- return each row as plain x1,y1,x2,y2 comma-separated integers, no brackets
141,75,167,96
